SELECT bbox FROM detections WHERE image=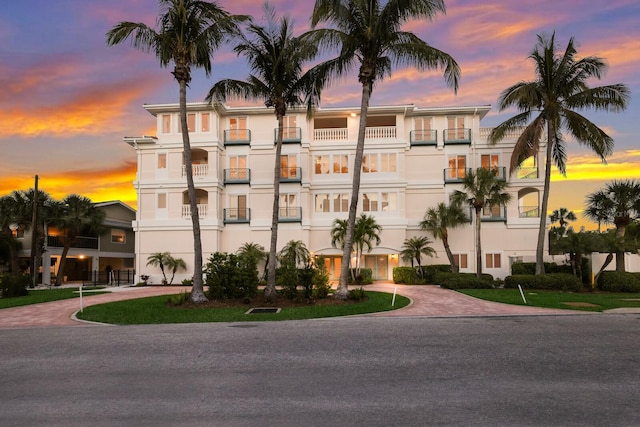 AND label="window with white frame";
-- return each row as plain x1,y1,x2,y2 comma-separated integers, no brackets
380,153,396,173
280,155,297,179
157,193,167,209
315,193,331,212
415,117,432,132
362,154,378,173
453,253,468,269
229,194,248,220
362,192,397,212
333,154,348,174
228,155,247,180
161,114,171,134
314,155,330,174
485,253,502,269
362,193,378,211
229,116,248,140
157,153,167,169
201,112,211,132
111,229,126,244
381,192,397,211
481,154,500,171
282,115,297,139
279,193,298,217
334,193,349,212
448,155,467,179
447,116,466,139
